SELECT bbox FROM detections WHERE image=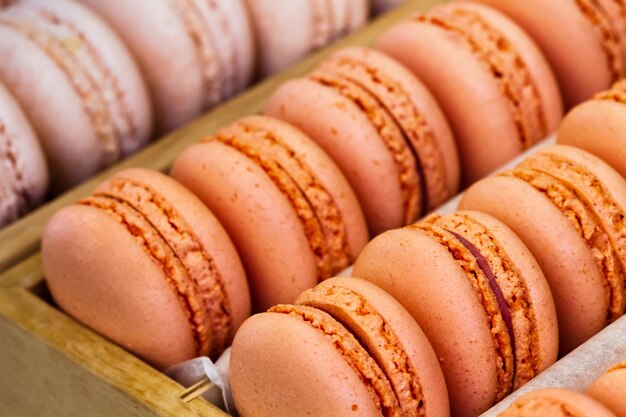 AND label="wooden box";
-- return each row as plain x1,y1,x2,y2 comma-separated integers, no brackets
0,1,447,415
